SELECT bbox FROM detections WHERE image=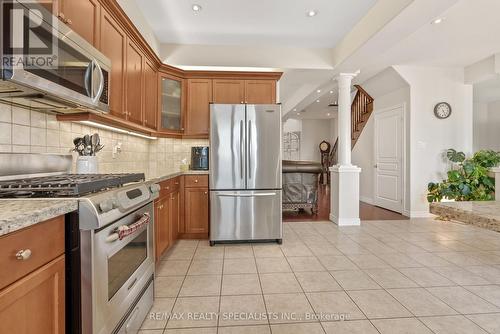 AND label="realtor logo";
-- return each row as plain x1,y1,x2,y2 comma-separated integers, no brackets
1,0,58,69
